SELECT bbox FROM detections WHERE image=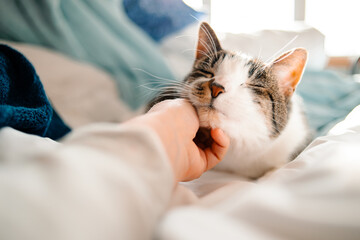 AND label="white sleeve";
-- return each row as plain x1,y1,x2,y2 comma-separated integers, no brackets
0,124,174,240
